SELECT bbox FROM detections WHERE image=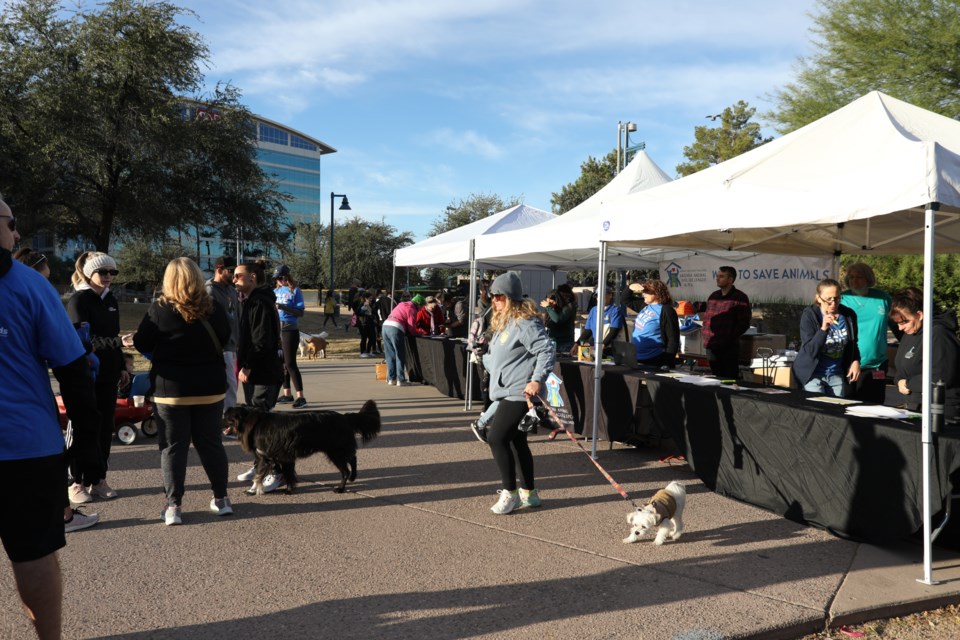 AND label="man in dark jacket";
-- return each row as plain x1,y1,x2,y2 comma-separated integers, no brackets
205,256,239,412
233,261,283,409
701,266,751,379
233,261,286,493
